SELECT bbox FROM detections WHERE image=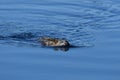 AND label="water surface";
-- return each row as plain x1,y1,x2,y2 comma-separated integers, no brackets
0,0,120,80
